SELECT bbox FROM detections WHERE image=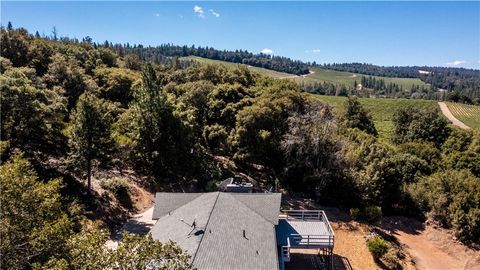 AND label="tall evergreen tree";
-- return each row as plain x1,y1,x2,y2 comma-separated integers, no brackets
130,63,189,176
341,96,377,136
67,92,114,193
